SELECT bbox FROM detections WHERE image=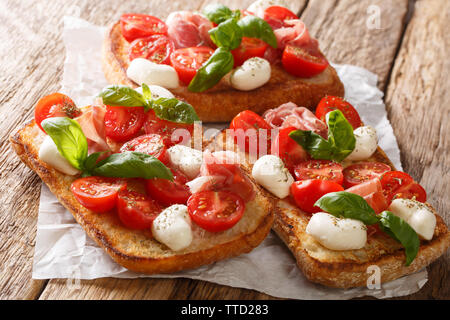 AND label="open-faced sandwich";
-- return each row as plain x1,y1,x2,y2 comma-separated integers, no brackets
9,84,274,274
102,2,344,121
208,95,450,288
